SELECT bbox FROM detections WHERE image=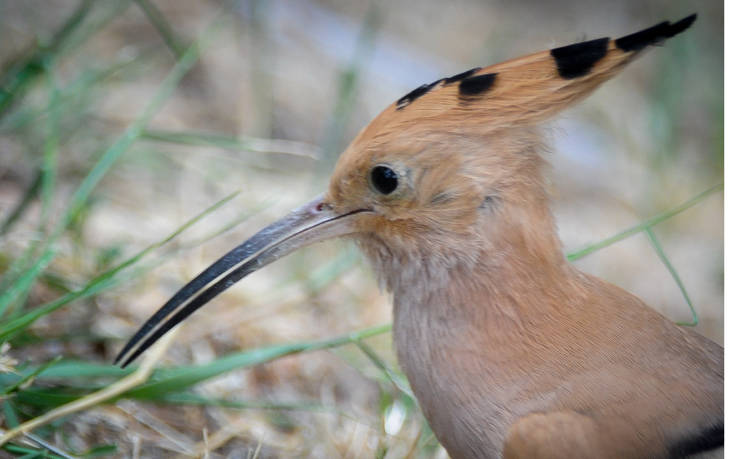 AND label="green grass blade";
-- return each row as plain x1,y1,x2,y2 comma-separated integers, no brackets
0,171,44,295
566,184,722,261
304,246,360,292
2,401,20,428
156,393,364,423
134,0,186,58
644,227,698,326
3,444,62,459
80,444,117,458
141,129,319,158
124,324,392,399
1,357,62,396
40,62,61,232
157,392,336,412
354,340,412,397
14,387,86,408
0,171,42,235
0,250,57,319
15,432,79,459
27,361,133,380
0,191,239,340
